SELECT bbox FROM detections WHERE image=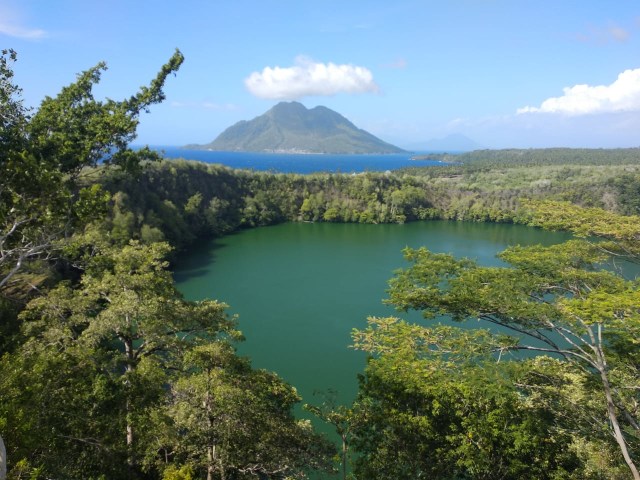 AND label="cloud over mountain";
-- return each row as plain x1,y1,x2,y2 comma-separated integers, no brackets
244,56,379,100
518,68,640,115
